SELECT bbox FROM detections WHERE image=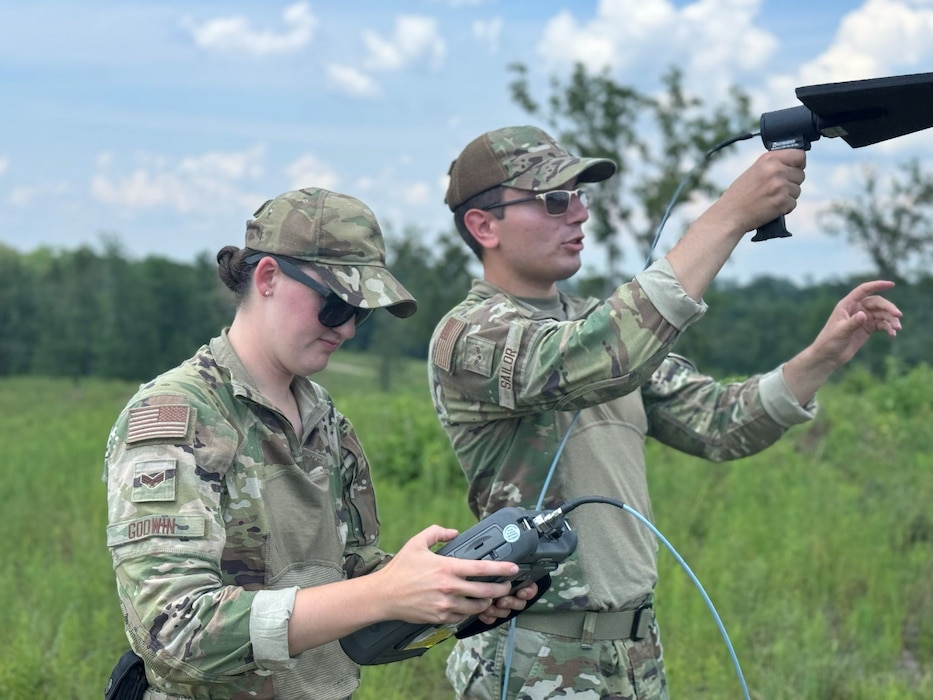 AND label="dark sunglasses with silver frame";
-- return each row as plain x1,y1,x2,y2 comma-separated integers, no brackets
480,188,589,217
245,253,373,328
